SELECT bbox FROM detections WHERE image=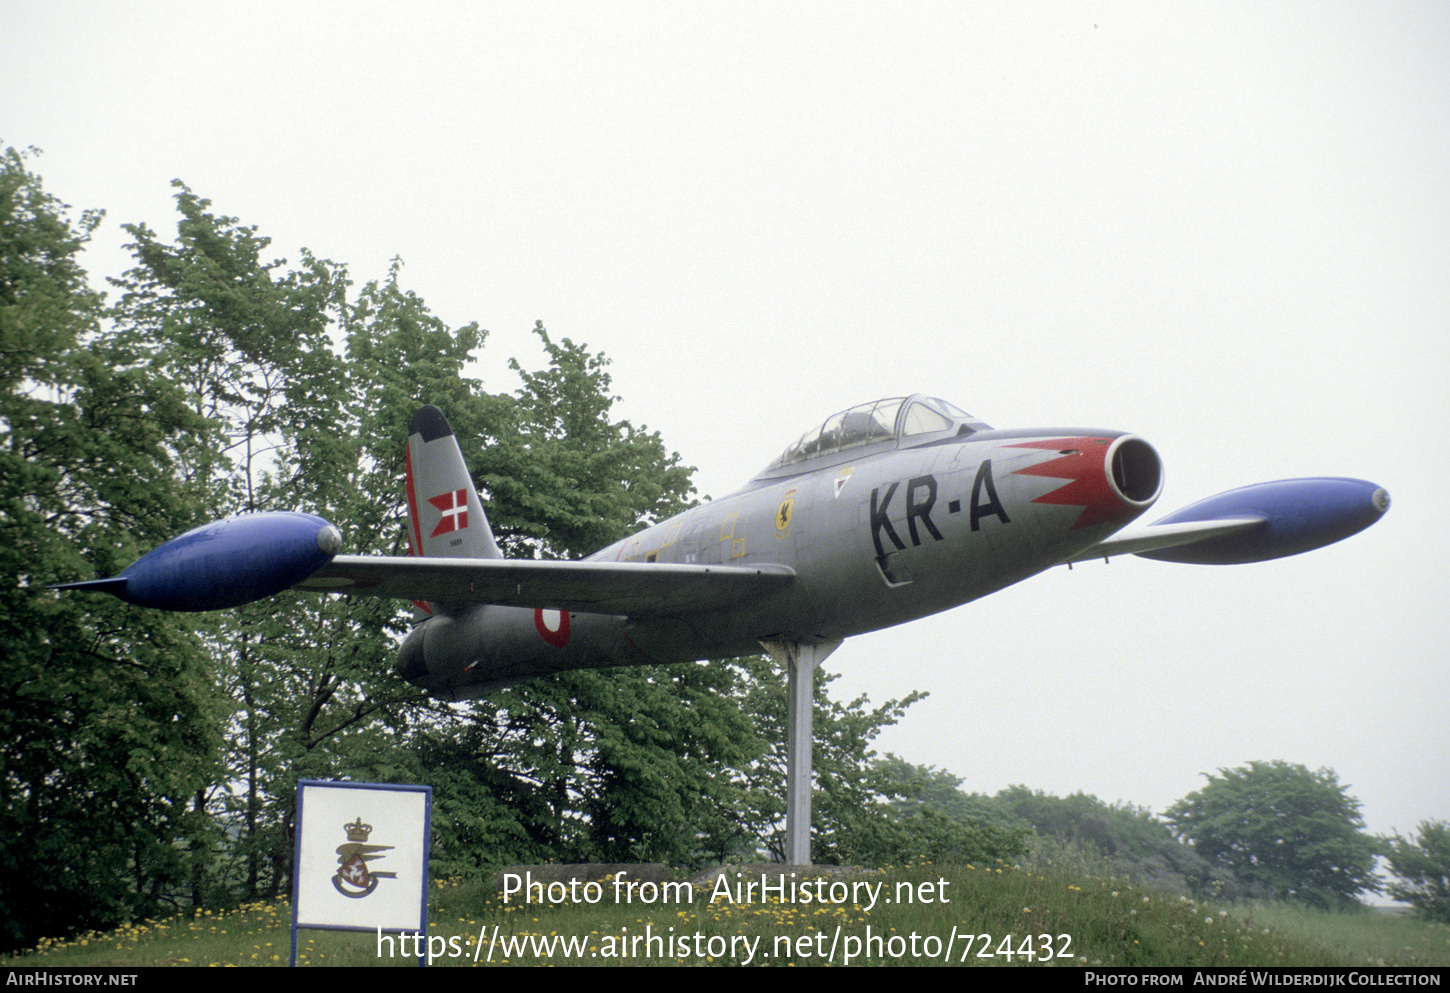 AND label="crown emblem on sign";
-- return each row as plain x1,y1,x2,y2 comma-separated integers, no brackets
344,817,372,842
